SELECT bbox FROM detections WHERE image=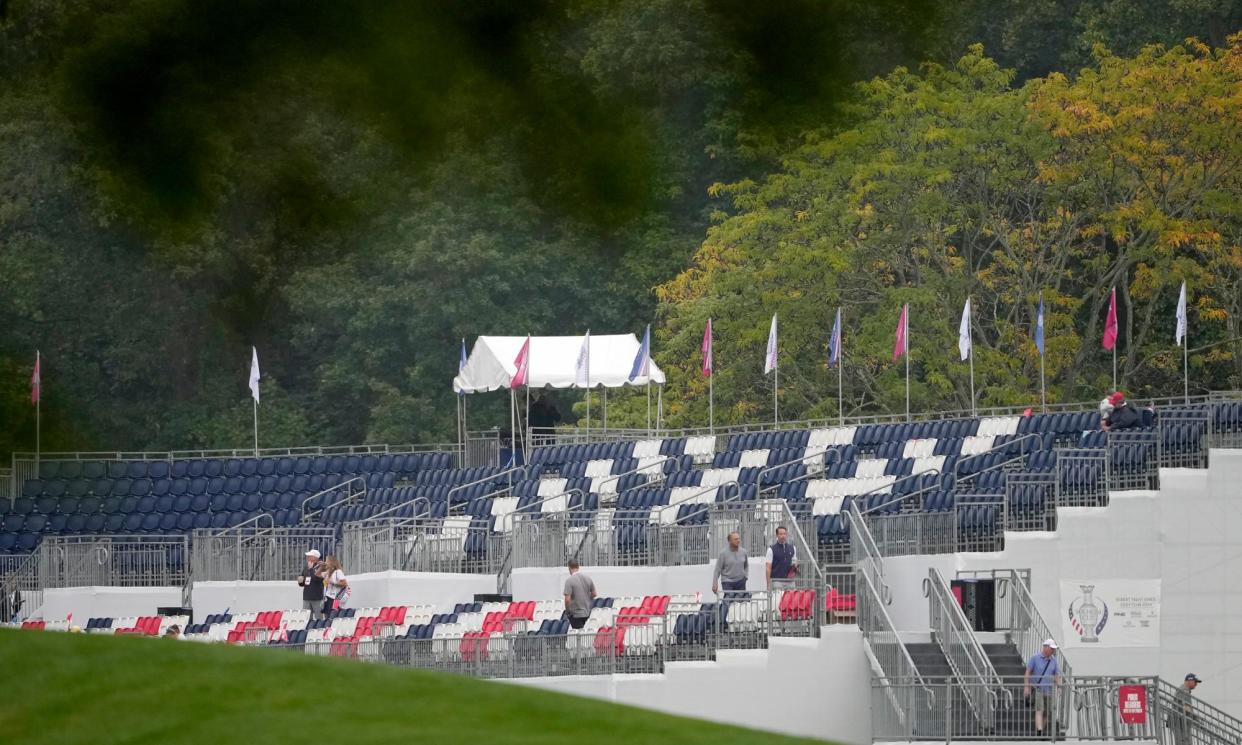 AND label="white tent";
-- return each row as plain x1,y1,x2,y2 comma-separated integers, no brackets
453,334,665,394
